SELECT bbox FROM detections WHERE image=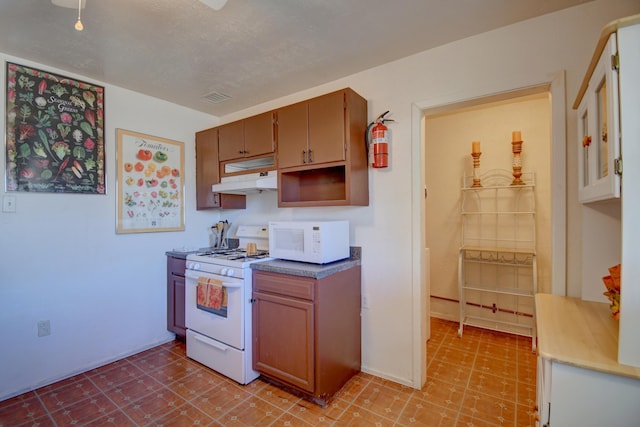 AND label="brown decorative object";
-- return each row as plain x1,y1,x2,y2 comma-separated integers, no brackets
471,151,482,187
511,131,524,185
602,263,621,320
